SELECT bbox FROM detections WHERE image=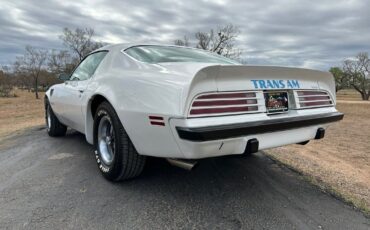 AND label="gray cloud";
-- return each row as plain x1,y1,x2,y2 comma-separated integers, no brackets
0,0,369,70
